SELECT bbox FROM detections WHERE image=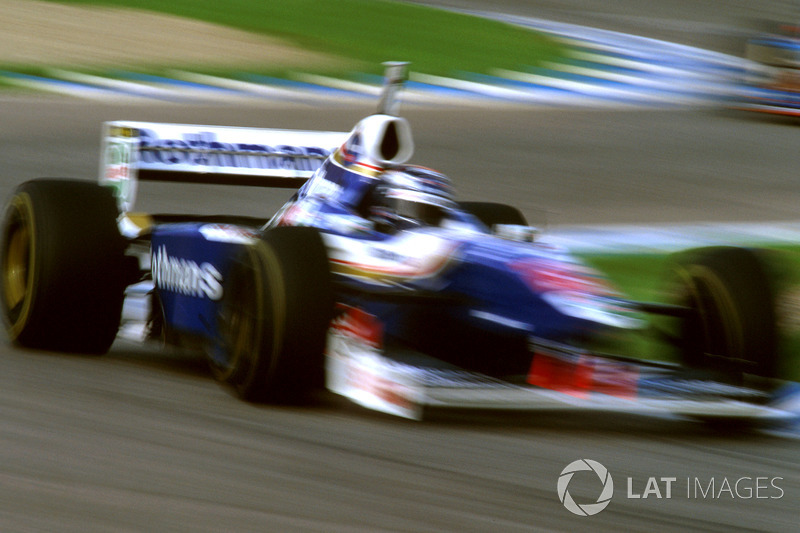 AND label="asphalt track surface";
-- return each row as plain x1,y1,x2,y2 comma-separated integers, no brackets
1,96,799,532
